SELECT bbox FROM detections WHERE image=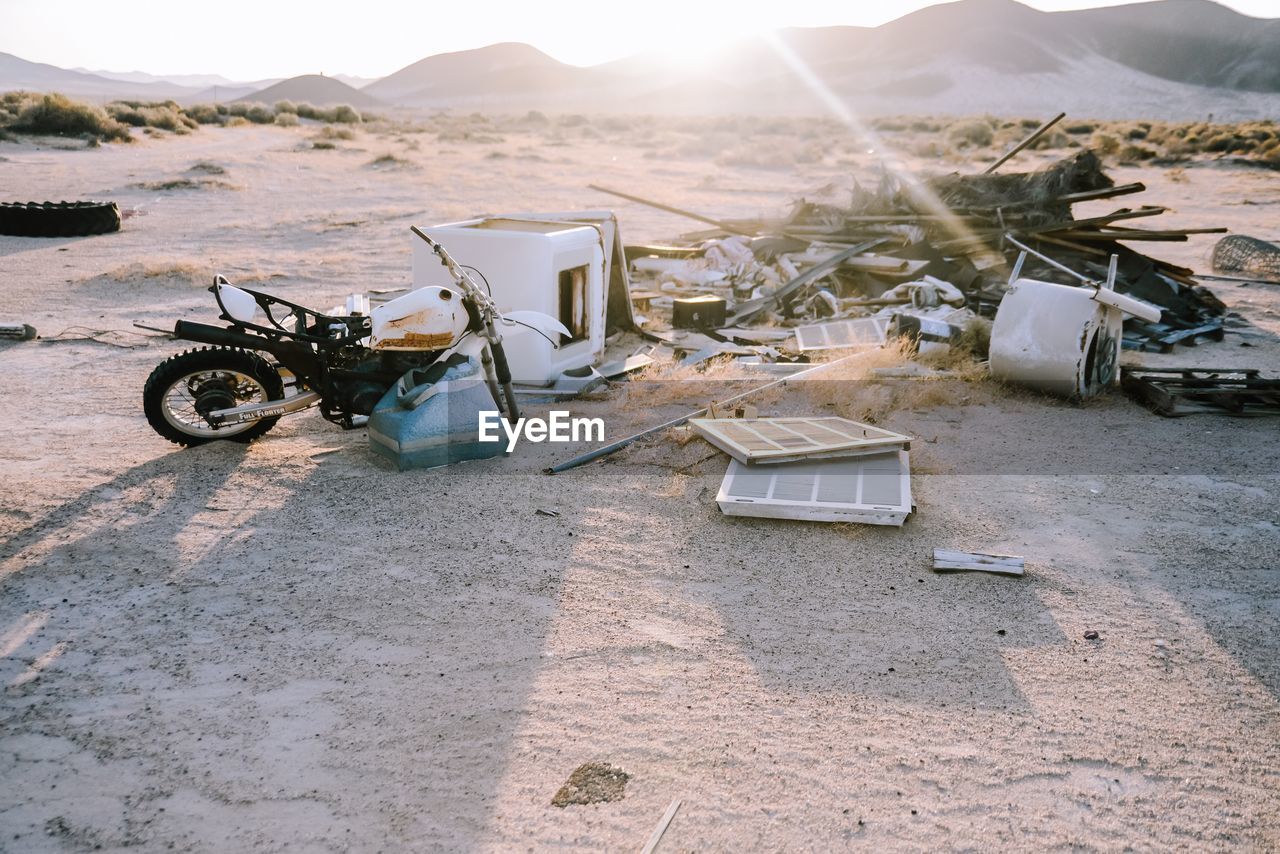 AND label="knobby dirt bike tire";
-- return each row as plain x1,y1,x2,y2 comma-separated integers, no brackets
143,347,285,447
0,201,121,237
